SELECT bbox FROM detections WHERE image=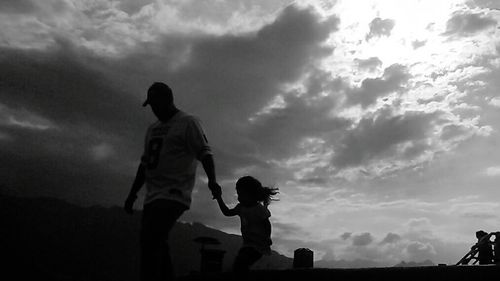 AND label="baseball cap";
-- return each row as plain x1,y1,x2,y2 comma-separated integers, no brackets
142,82,173,107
